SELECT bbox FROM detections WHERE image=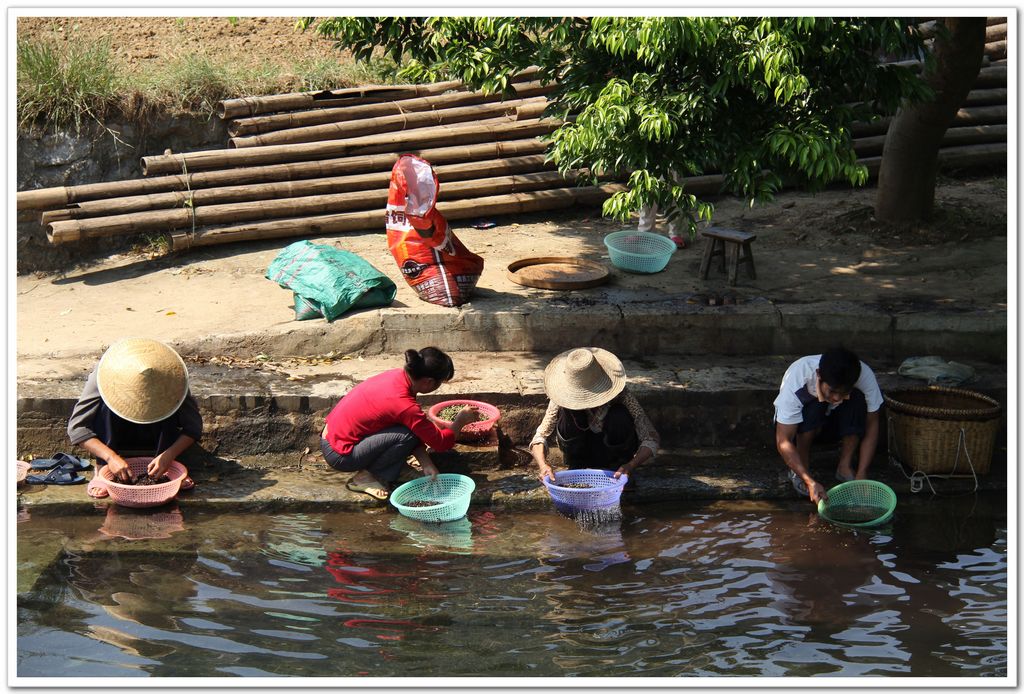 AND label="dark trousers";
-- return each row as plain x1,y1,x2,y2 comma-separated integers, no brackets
321,425,420,484
92,404,183,457
796,388,868,441
555,403,638,470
